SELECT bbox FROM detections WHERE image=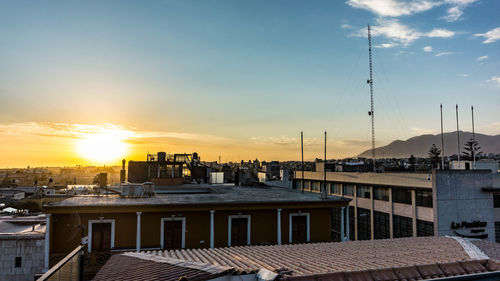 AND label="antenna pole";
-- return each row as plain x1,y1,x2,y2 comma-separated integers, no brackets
301,131,304,193
440,104,445,170
322,131,327,199
367,24,376,172
456,104,460,167
472,105,476,169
